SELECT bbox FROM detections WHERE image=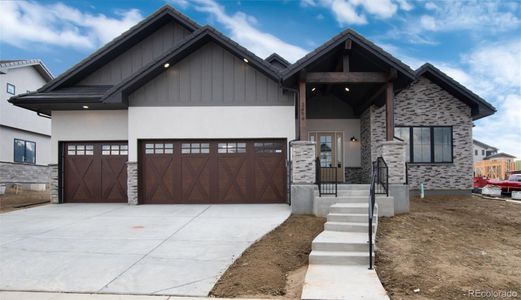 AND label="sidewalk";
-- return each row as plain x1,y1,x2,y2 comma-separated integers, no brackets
0,291,264,300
